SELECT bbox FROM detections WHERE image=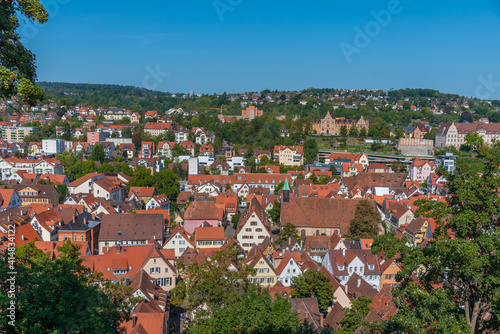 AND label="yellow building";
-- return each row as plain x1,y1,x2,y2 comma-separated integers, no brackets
244,246,277,287
273,145,304,166
404,217,429,246
312,112,369,135
2,127,39,142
